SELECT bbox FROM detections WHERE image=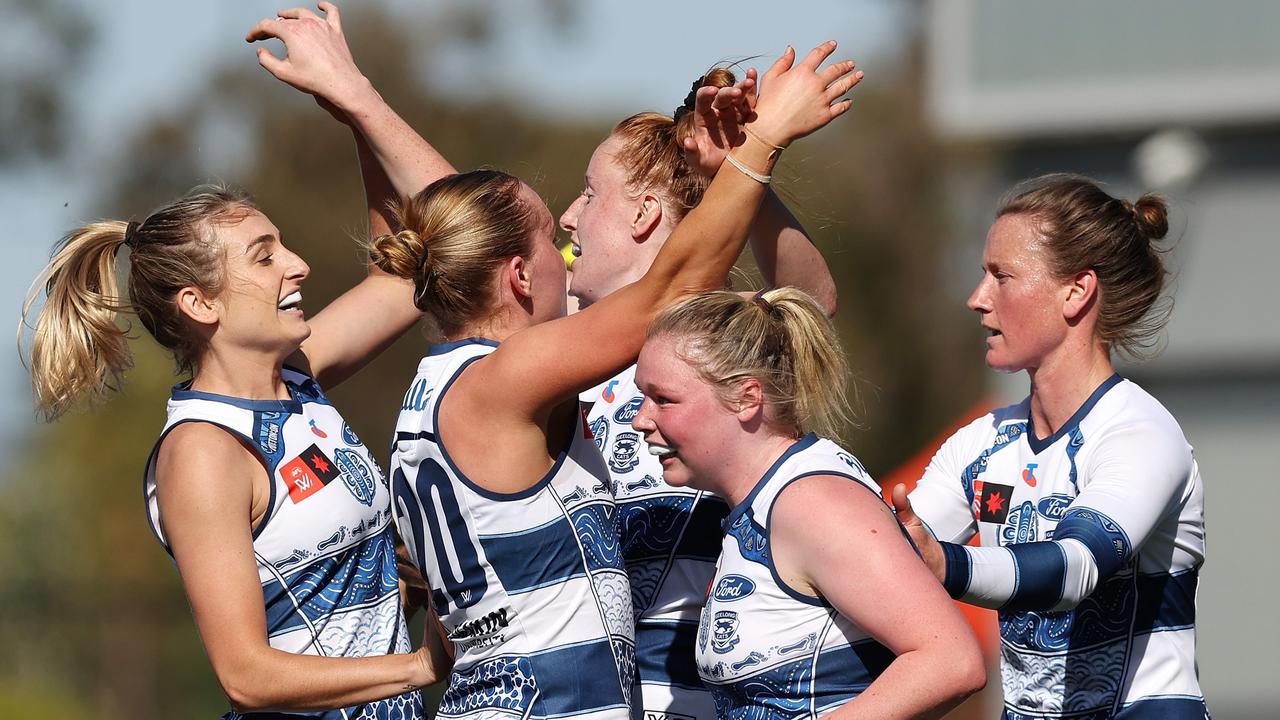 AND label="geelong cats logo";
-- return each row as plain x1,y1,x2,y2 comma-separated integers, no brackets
610,431,641,474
